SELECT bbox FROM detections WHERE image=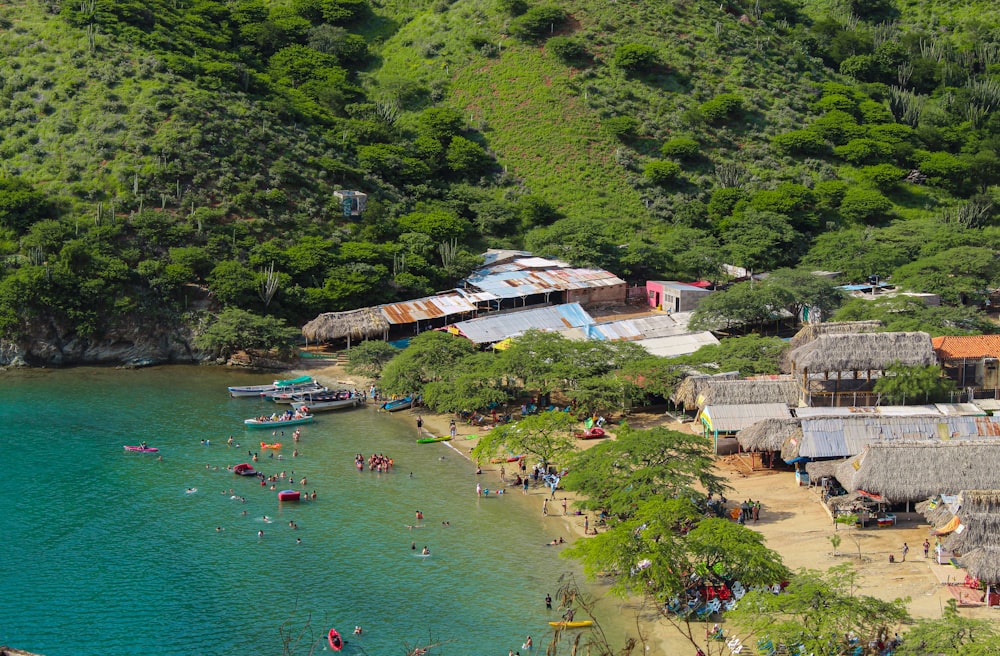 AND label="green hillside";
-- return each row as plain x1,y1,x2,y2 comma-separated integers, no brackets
0,0,998,361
